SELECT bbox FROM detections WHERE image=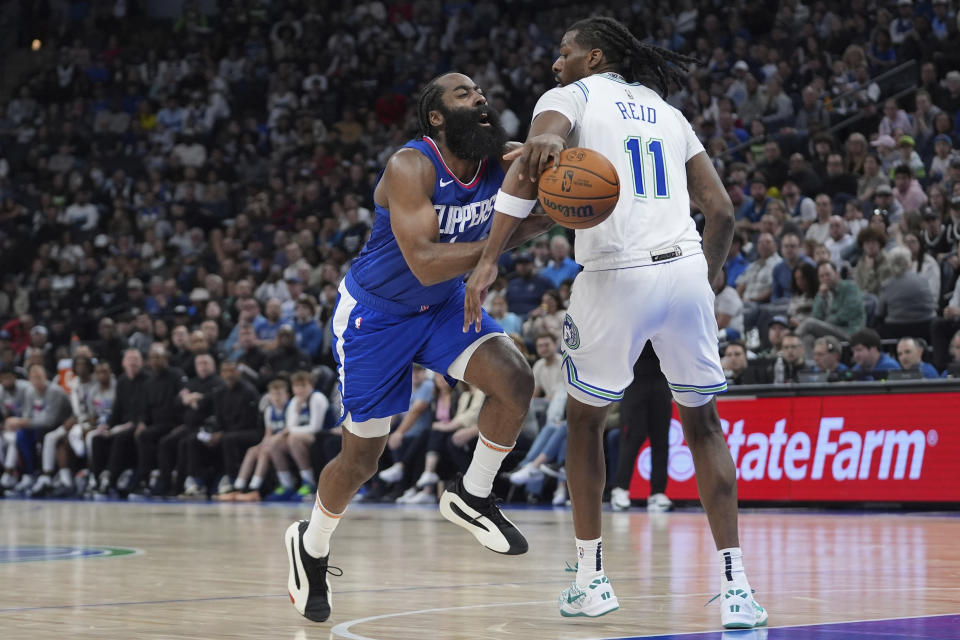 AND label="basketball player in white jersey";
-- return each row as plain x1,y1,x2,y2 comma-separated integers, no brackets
464,16,767,630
